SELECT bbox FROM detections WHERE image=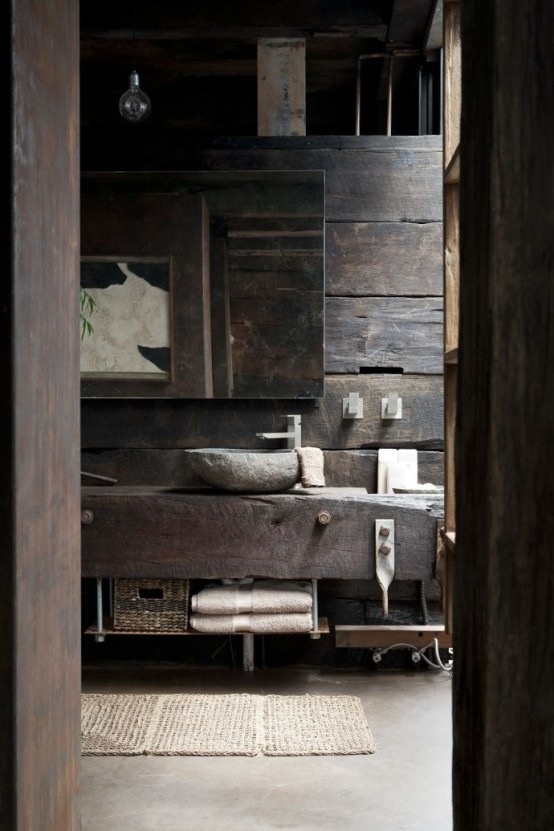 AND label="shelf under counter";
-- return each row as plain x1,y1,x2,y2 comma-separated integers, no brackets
85,616,330,638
